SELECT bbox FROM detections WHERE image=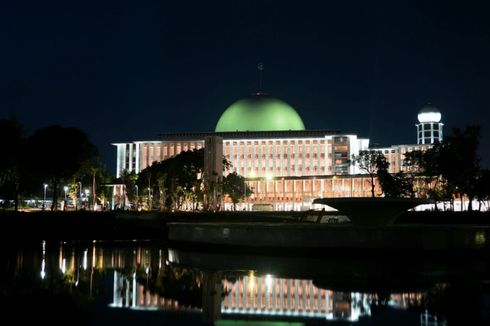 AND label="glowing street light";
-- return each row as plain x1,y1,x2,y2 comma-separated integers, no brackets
42,183,48,210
